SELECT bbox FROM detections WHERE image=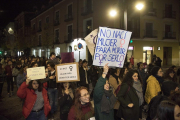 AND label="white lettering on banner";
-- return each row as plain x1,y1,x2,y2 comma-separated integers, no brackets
27,67,46,80
93,27,132,68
